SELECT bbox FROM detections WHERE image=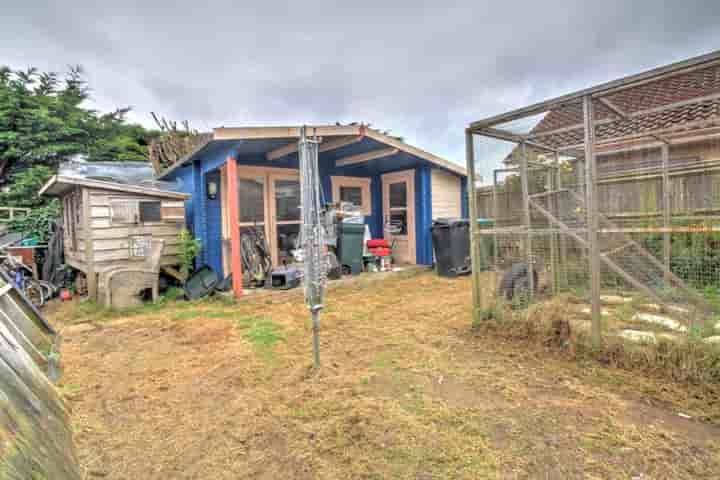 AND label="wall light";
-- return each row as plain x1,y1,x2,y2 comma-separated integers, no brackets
206,178,218,200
